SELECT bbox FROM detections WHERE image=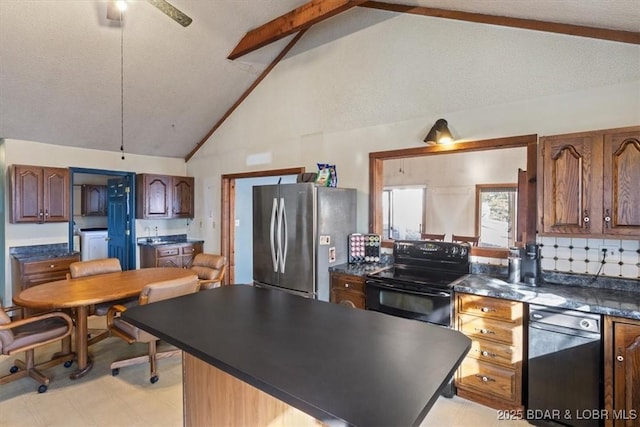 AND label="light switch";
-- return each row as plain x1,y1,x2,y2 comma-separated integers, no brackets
235,219,240,227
